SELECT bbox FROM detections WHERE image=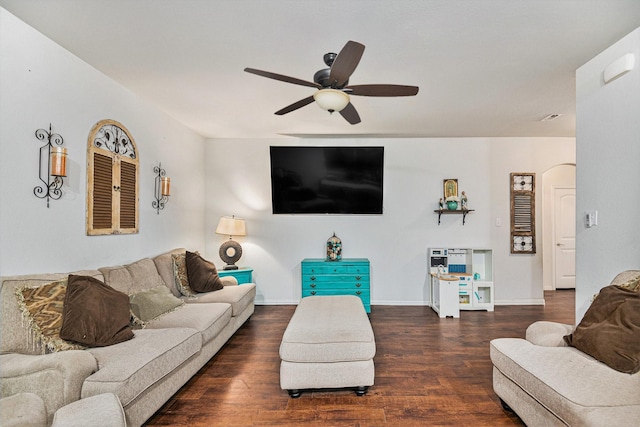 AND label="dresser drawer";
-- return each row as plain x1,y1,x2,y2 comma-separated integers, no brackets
302,288,370,299
302,274,369,283
302,264,368,275
303,281,369,291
